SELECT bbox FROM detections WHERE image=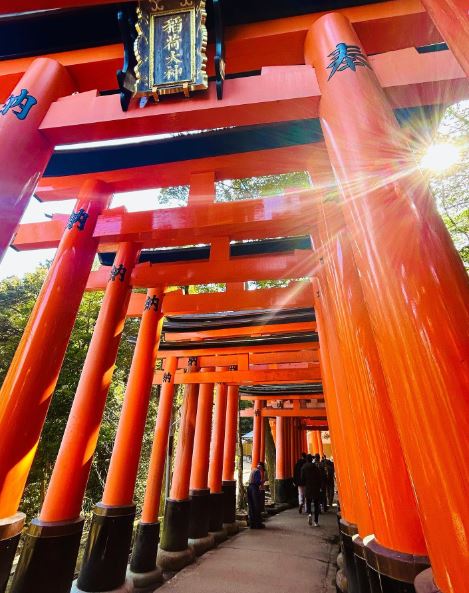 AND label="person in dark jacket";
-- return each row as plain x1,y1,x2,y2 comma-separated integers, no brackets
301,454,322,526
293,452,307,513
247,462,265,529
